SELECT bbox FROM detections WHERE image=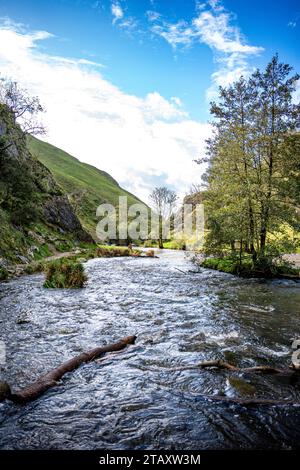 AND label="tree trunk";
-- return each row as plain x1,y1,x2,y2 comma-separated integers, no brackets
0,335,136,404
158,214,163,249
248,205,257,260
260,224,267,255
